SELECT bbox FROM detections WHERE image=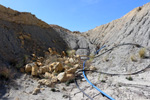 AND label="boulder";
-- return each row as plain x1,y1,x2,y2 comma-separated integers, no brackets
77,37,89,49
25,63,33,73
69,40,78,49
51,62,63,73
31,63,38,76
44,72,53,79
